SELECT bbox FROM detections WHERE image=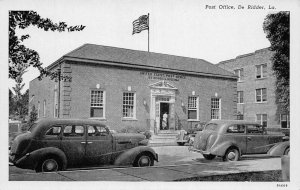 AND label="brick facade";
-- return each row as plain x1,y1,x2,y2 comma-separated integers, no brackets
29,44,237,133
218,48,288,128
